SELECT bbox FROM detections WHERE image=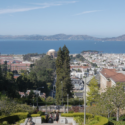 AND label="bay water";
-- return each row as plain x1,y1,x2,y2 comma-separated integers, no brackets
0,40,125,54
